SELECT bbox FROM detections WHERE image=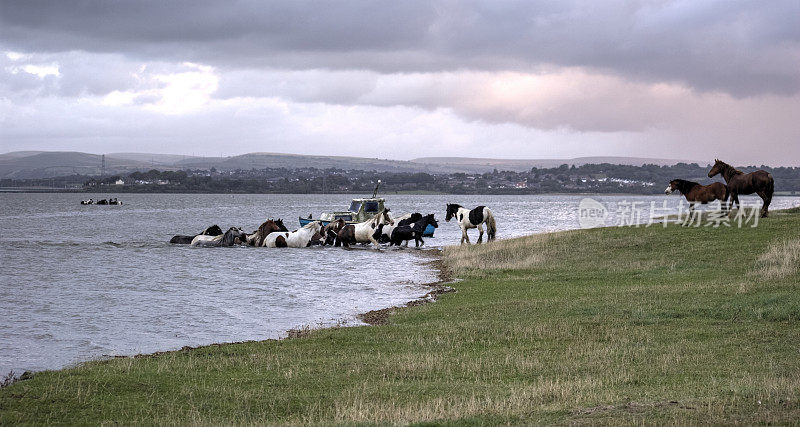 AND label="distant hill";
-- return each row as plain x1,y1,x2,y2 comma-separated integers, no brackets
0,152,150,179
106,153,202,165
0,150,709,179
174,152,437,173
